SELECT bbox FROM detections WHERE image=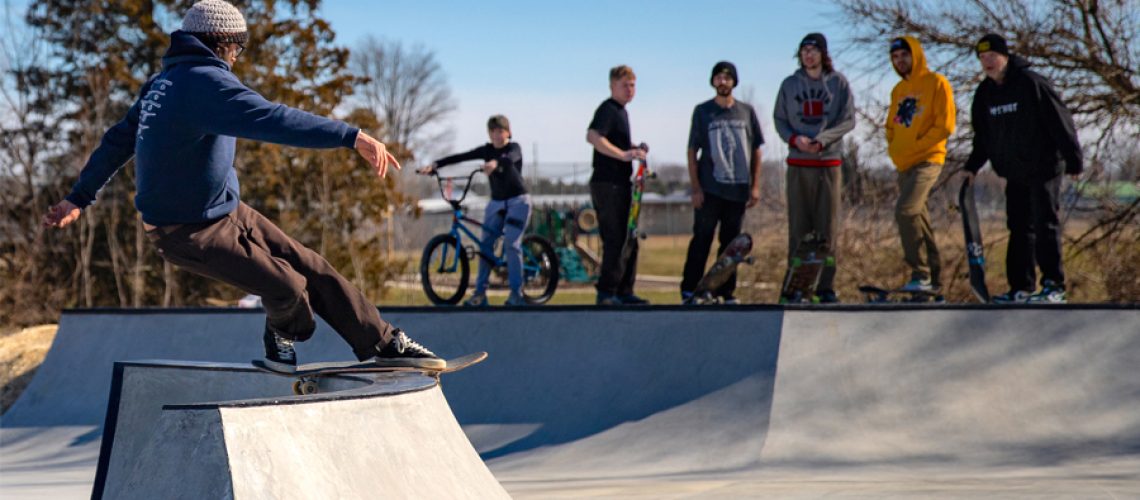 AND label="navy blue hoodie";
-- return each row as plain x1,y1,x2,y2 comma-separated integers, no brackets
66,31,359,225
